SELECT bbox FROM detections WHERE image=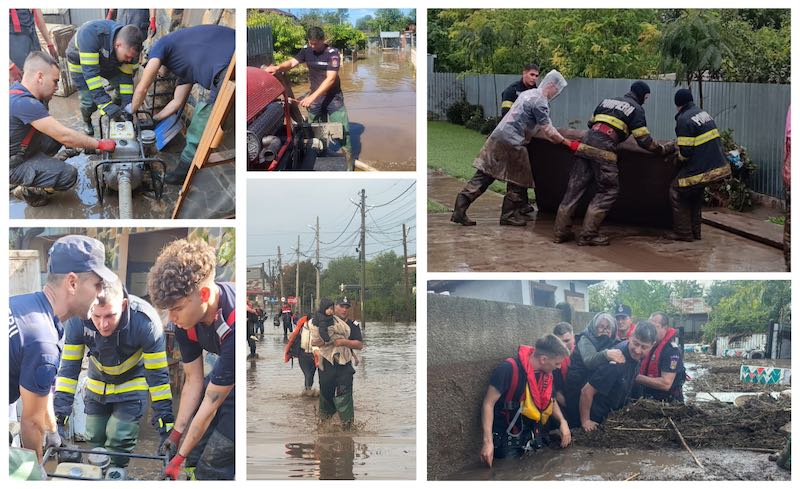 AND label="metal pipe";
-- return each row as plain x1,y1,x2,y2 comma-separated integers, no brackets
117,171,133,219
